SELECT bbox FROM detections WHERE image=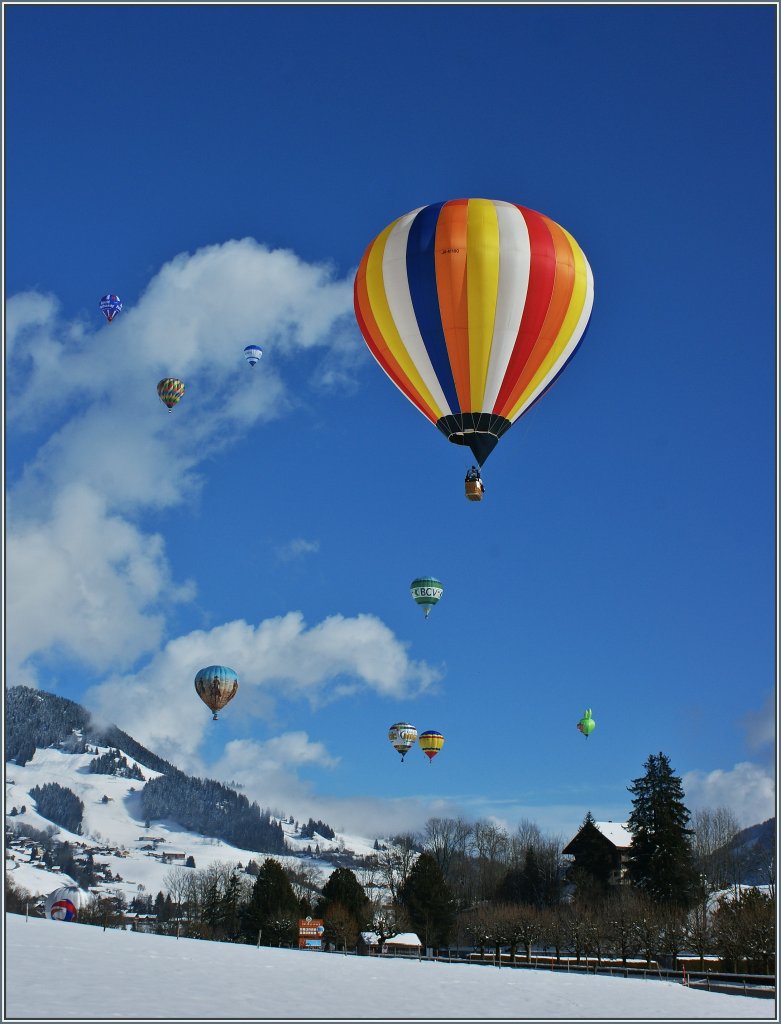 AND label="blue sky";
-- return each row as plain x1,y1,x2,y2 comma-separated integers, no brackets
4,3,777,842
